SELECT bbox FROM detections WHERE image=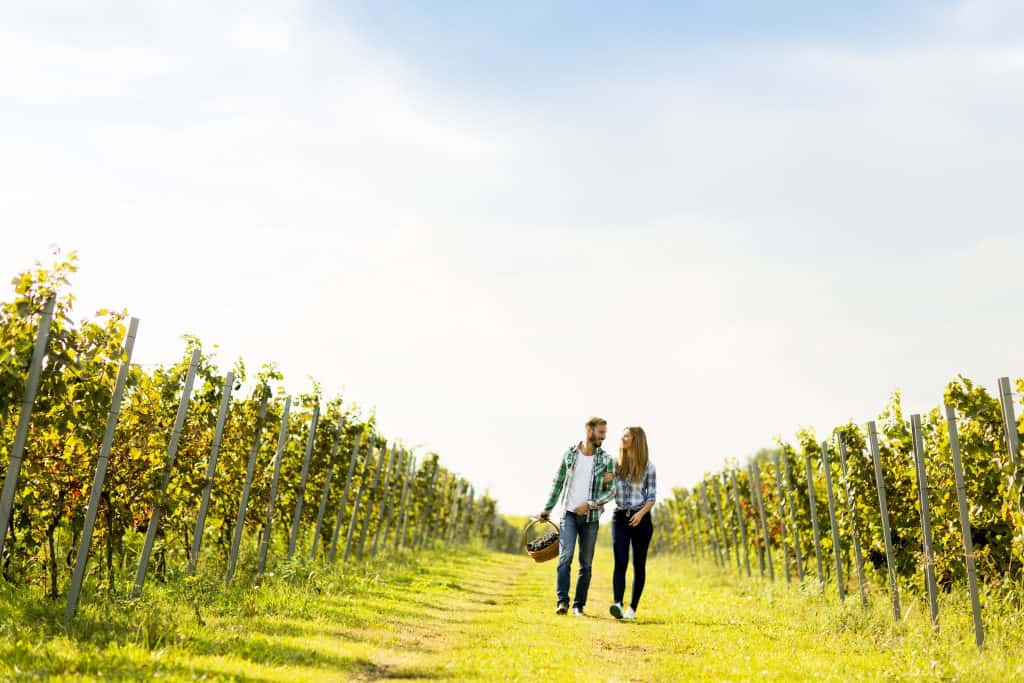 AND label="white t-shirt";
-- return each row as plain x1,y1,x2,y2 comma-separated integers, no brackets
566,452,595,511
